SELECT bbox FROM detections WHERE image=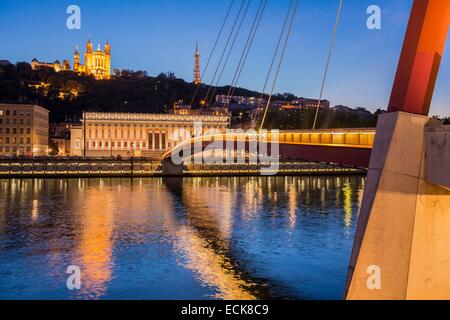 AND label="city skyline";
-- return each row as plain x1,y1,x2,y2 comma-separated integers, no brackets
1,0,449,116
